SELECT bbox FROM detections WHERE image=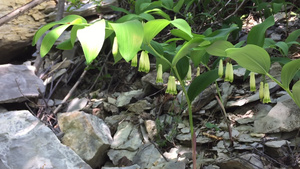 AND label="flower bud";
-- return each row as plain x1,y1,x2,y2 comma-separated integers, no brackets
138,51,150,73
218,59,223,78
228,63,234,83
250,72,256,92
166,76,177,95
224,62,230,82
156,64,163,83
112,36,118,57
259,82,264,100
196,67,200,77
263,83,271,103
186,65,192,80
131,54,138,67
